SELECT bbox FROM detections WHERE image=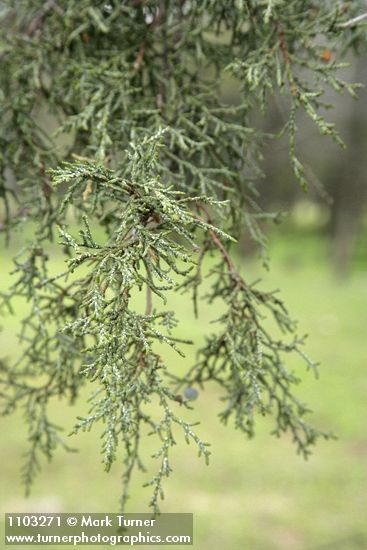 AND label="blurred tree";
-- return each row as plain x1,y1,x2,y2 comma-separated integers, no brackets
257,52,367,276
327,54,367,277
0,0,365,511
